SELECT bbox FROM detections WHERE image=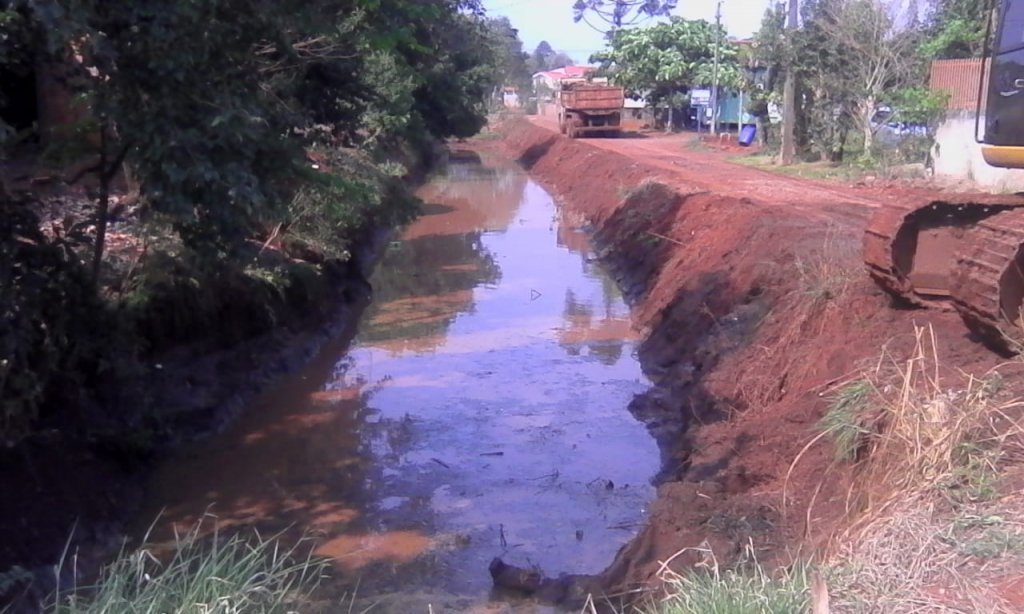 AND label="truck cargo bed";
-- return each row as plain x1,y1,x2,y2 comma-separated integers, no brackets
559,85,625,111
